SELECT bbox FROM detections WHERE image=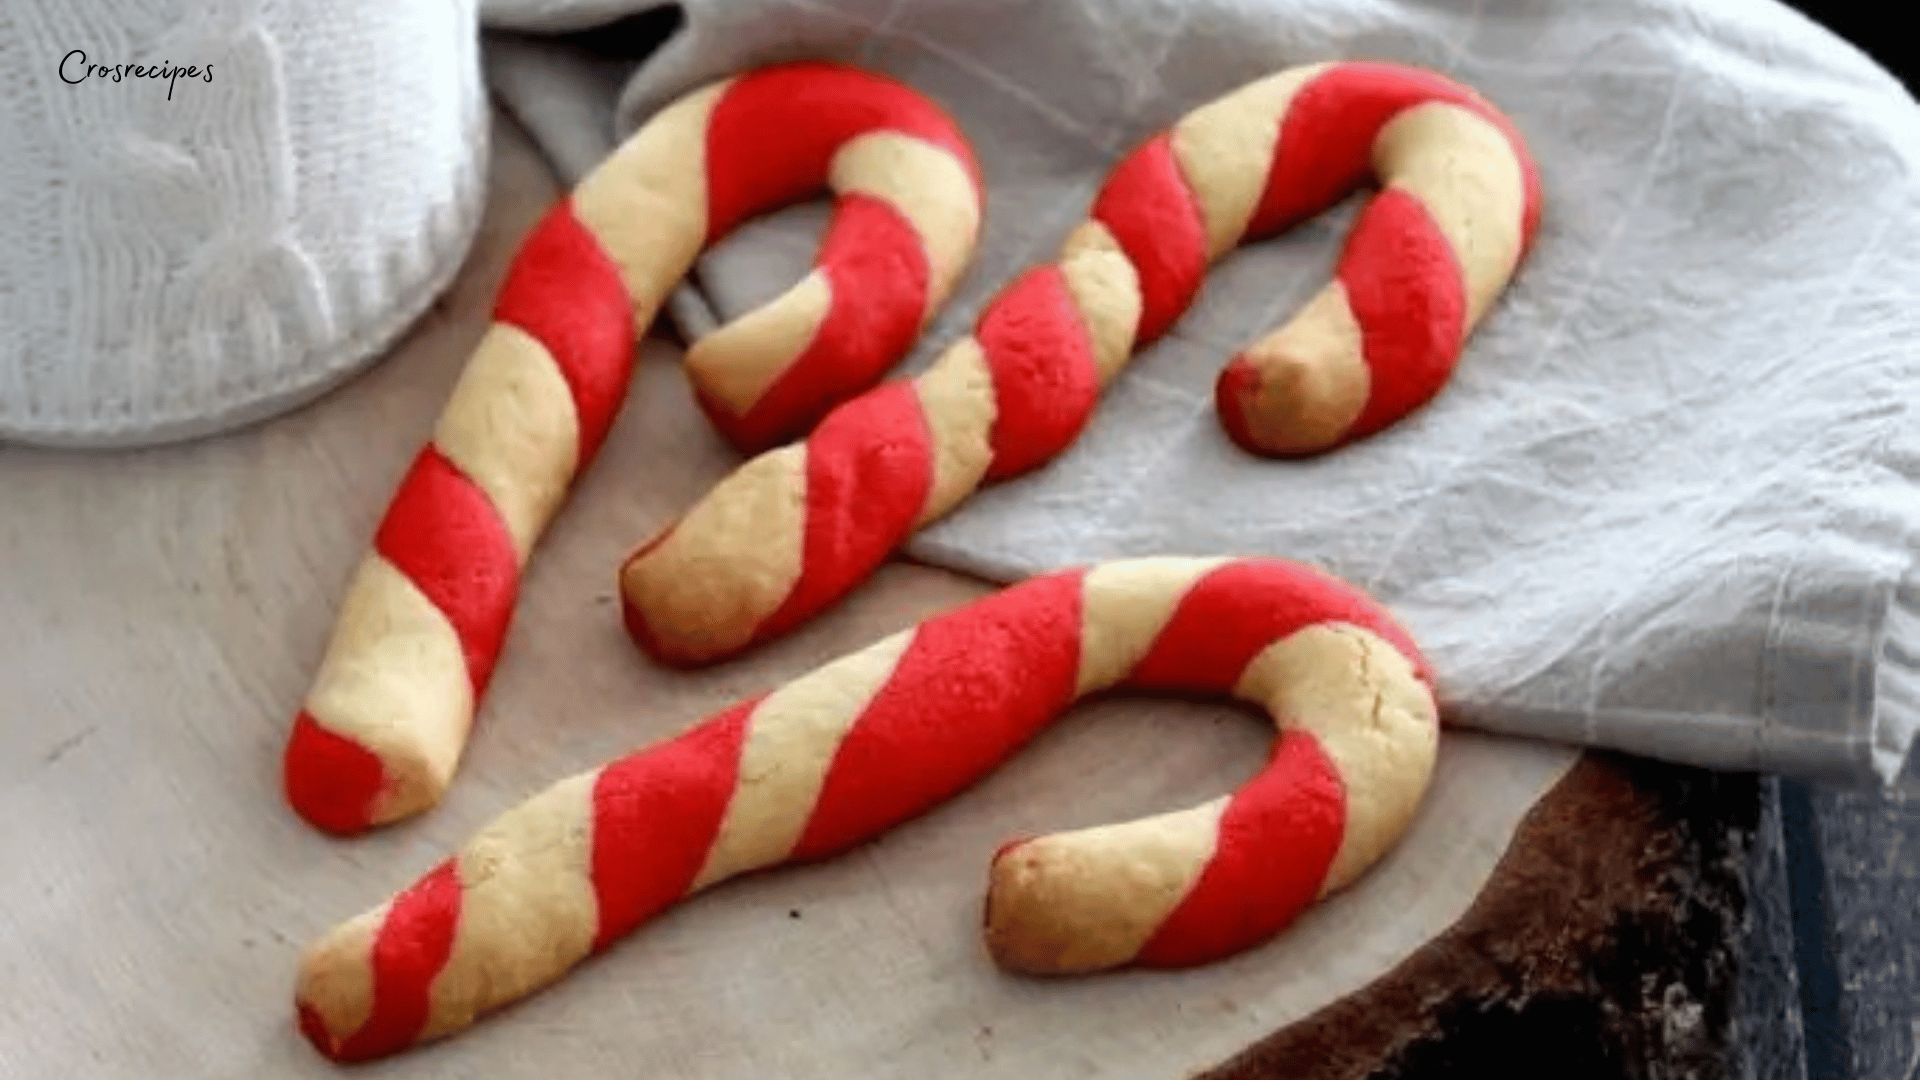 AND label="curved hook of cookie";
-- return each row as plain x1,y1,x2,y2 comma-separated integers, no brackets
682,67,984,452
282,62,982,836
293,557,1438,1062
1202,62,1542,456
618,60,1538,668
